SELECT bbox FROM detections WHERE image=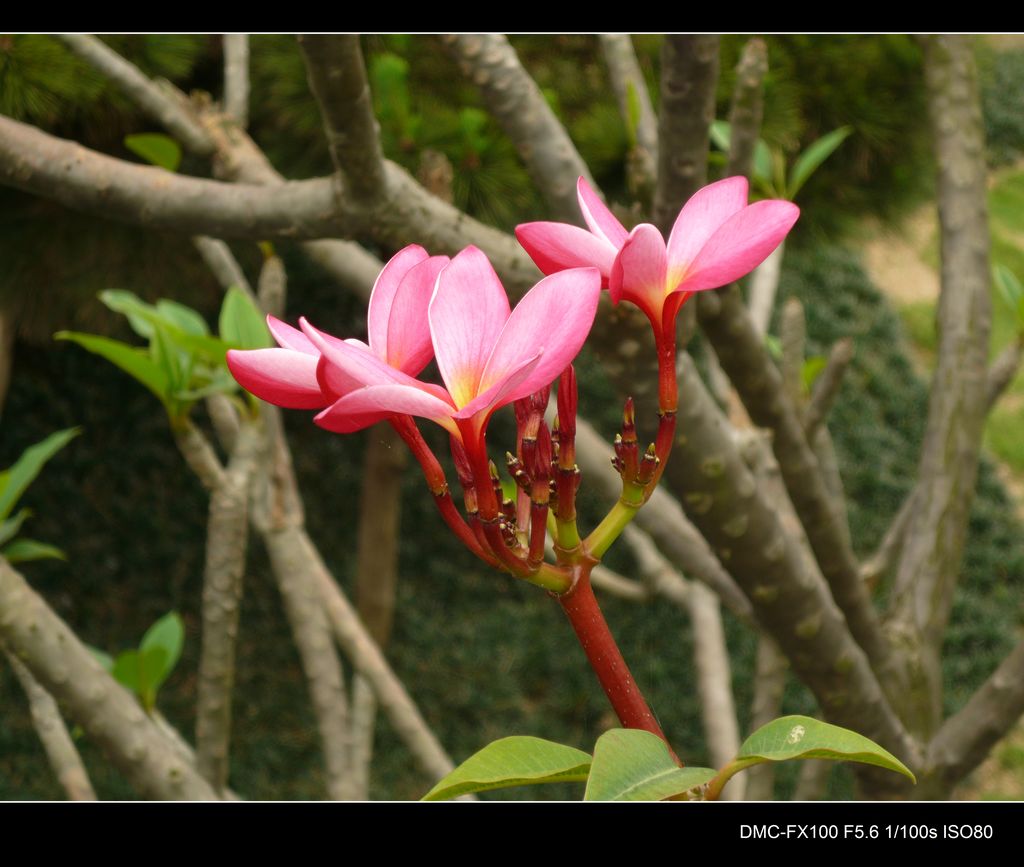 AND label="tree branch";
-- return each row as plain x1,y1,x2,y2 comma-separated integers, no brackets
223,35,250,128
57,34,215,157
923,638,1024,796
0,115,343,239
888,36,993,736
350,422,406,799
5,648,97,800
598,34,658,200
744,635,789,800
726,38,768,180
0,558,219,799
440,34,595,222
174,422,227,492
193,420,260,794
660,355,920,783
688,582,744,799
653,35,719,234
192,236,255,299
297,35,386,202
986,338,1022,411
804,337,855,439
697,288,897,689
